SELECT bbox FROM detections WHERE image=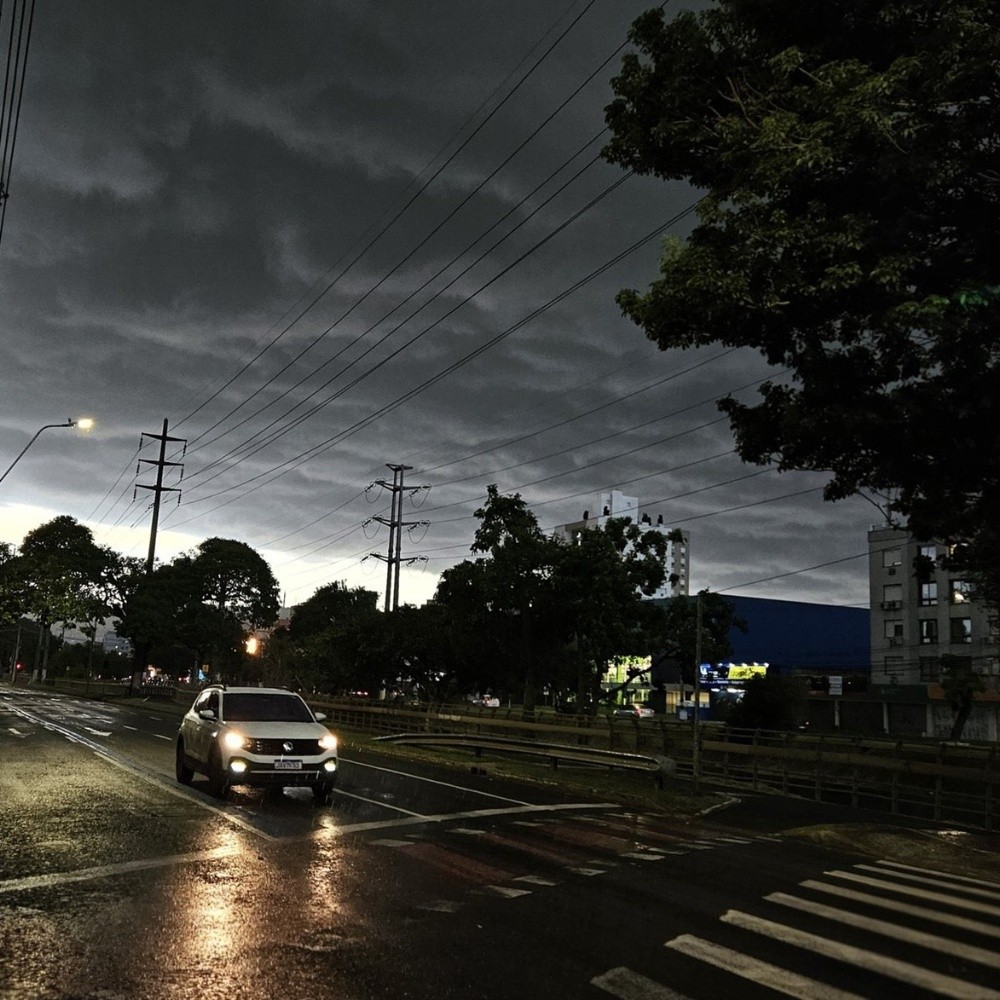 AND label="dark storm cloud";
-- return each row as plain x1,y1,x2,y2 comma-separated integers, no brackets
0,1,874,608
